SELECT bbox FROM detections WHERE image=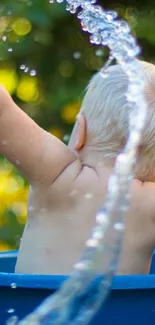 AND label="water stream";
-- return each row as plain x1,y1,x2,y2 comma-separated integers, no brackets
6,0,147,324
